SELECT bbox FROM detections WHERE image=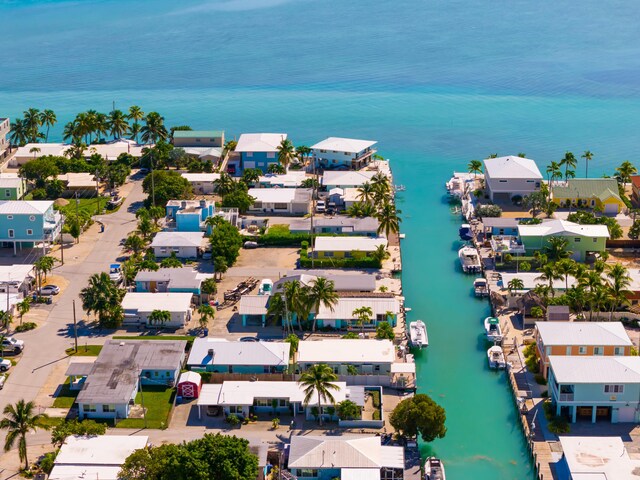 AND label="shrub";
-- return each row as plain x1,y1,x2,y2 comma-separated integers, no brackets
256,232,310,246
519,218,542,225
530,306,544,319
39,450,58,474
342,332,359,339
271,417,280,429
369,389,381,409
15,322,37,332
301,241,309,249
542,401,554,420
226,414,240,427
519,261,532,272
299,256,381,269
32,188,47,200
372,410,381,421
541,390,548,398
476,204,502,218
534,373,547,385
548,416,570,434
